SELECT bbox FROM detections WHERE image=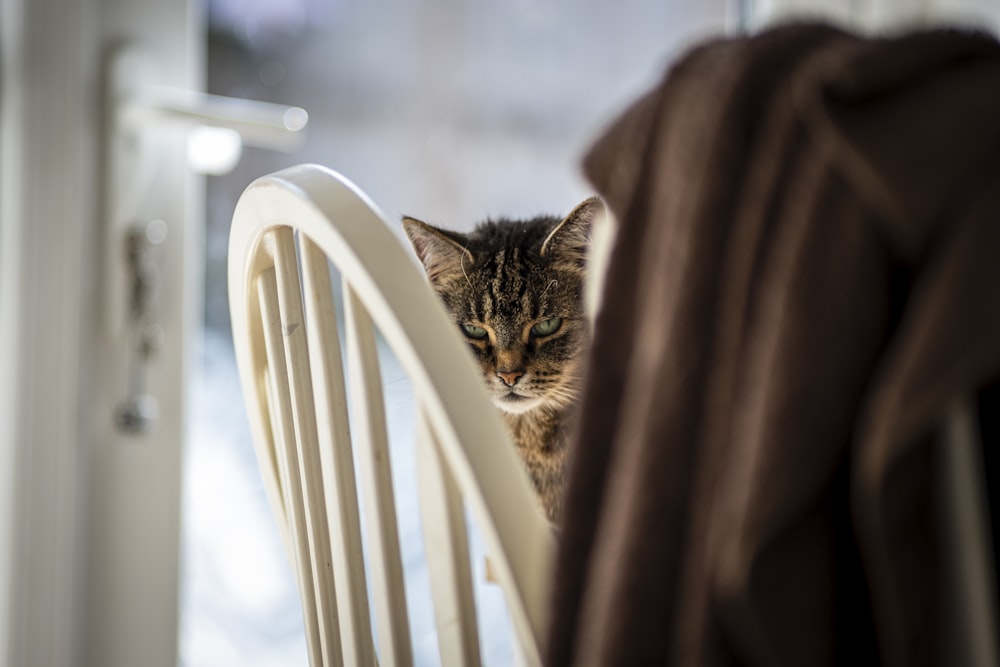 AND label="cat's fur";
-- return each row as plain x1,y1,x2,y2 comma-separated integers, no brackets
402,197,602,522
